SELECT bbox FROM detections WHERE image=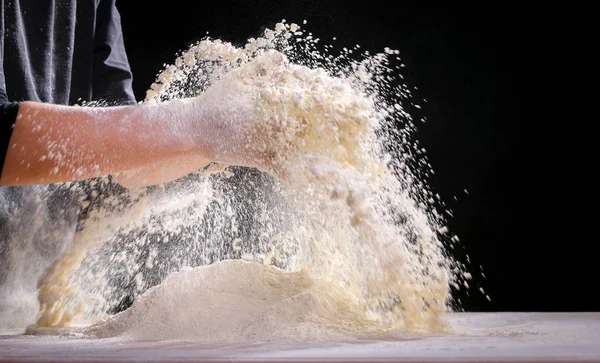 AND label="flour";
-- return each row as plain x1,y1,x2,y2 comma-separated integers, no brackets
23,21,468,340
82,260,386,342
